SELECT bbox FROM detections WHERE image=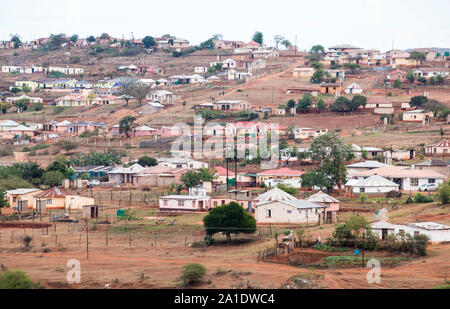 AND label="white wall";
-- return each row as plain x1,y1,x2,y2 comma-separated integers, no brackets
372,225,450,242
255,201,321,224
